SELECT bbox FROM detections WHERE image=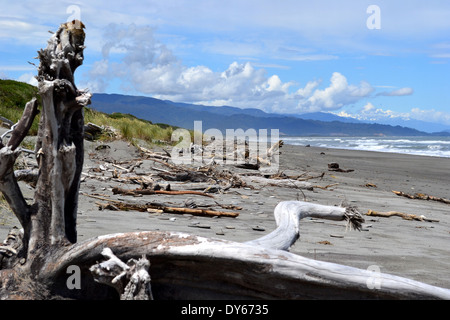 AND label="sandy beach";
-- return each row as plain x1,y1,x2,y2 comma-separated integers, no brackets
1,137,449,290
